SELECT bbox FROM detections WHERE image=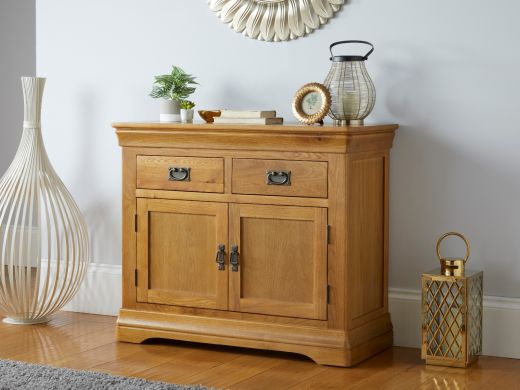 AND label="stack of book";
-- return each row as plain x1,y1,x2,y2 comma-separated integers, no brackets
213,110,283,125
